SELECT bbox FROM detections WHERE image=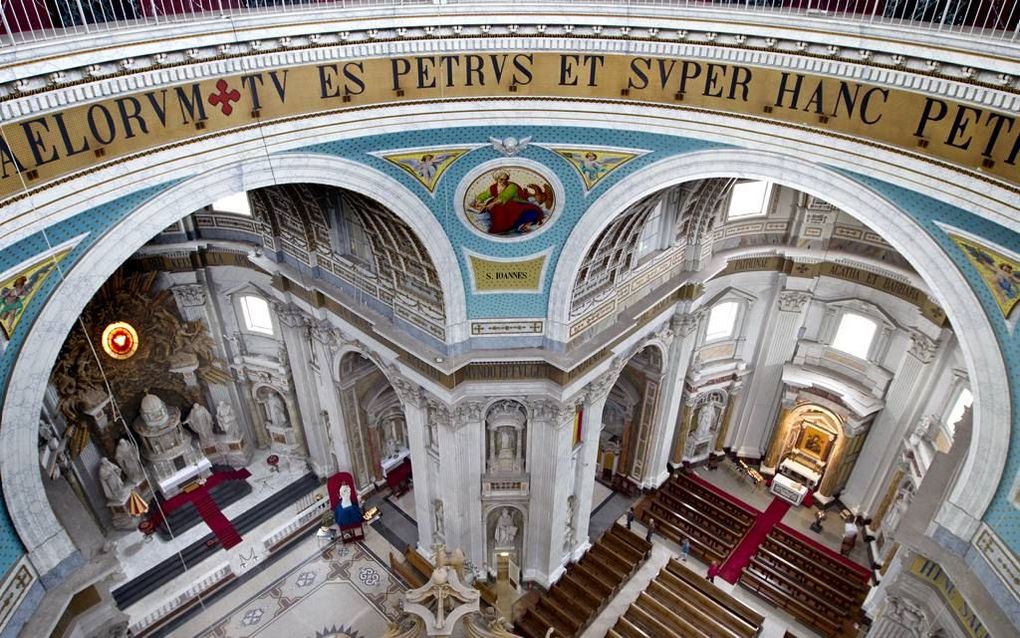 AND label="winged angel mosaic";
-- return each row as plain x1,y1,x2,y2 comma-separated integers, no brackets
549,147,645,191
951,233,1020,319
